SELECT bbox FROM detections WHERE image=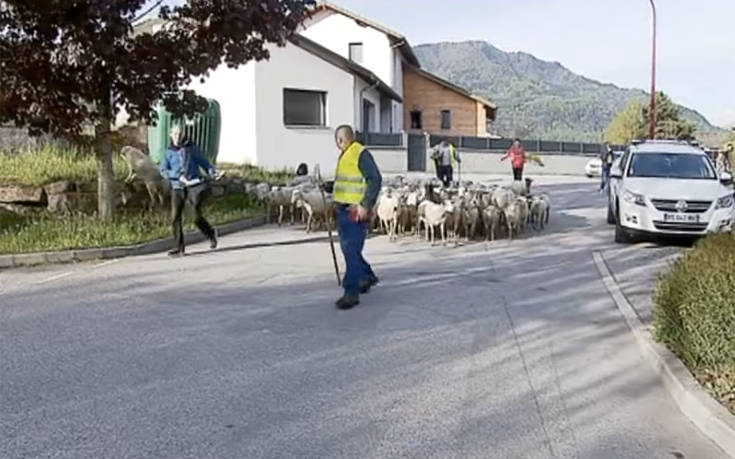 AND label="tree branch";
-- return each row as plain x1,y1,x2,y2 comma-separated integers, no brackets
132,0,165,25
